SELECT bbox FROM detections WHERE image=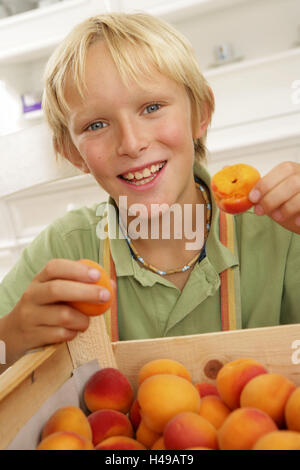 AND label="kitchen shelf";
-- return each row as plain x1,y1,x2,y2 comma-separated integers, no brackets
147,0,249,22
0,0,253,65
